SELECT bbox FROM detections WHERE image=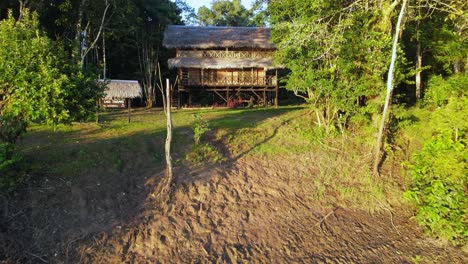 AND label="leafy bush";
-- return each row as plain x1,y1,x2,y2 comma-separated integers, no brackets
192,113,210,145
424,74,467,108
0,115,28,191
404,129,467,244
185,143,223,165
0,142,28,191
0,114,27,144
186,113,223,164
